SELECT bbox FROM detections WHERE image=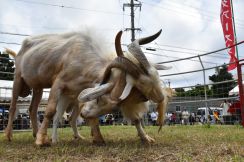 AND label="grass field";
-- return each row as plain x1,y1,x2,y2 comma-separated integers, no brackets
0,125,244,161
